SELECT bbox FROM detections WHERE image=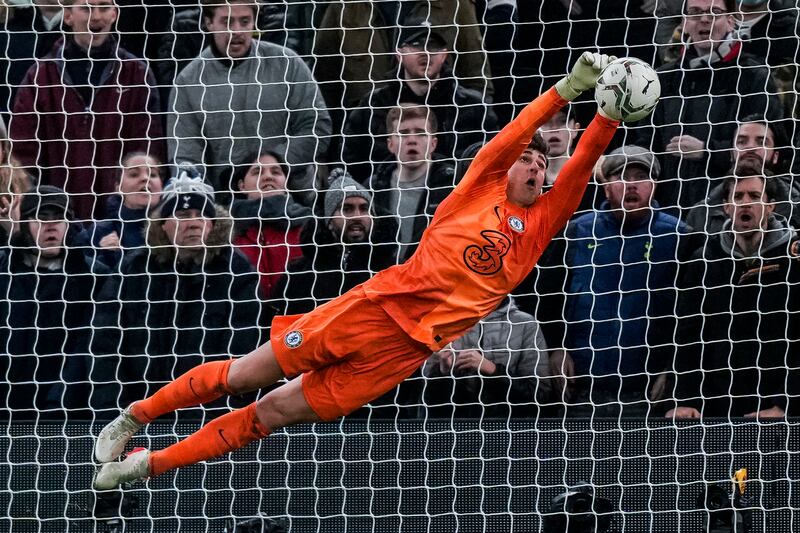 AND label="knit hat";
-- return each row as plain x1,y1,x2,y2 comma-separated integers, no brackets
601,145,661,180
20,185,71,220
154,173,216,219
324,170,373,218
